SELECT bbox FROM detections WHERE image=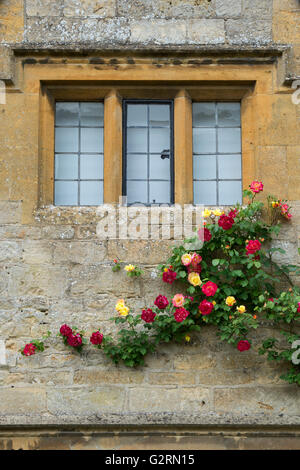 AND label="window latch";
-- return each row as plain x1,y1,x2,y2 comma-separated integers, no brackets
160,149,170,160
